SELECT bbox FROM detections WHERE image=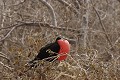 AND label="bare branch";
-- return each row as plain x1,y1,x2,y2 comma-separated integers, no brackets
0,23,27,42
62,73,76,79
74,0,81,9
54,70,76,79
82,0,90,49
54,72,66,80
0,24,17,30
57,0,80,16
0,26,16,41
0,61,13,71
114,37,120,46
0,54,10,62
0,52,10,62
0,22,78,43
8,0,26,7
0,52,6,56
1,0,6,28
91,1,114,51
39,0,57,27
